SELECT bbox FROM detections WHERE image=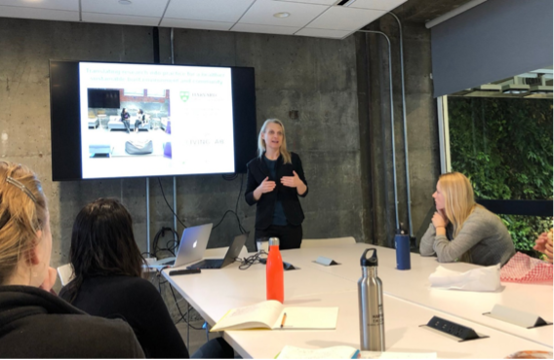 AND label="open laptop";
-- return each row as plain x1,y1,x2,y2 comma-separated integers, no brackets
187,232,248,270
149,223,213,269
